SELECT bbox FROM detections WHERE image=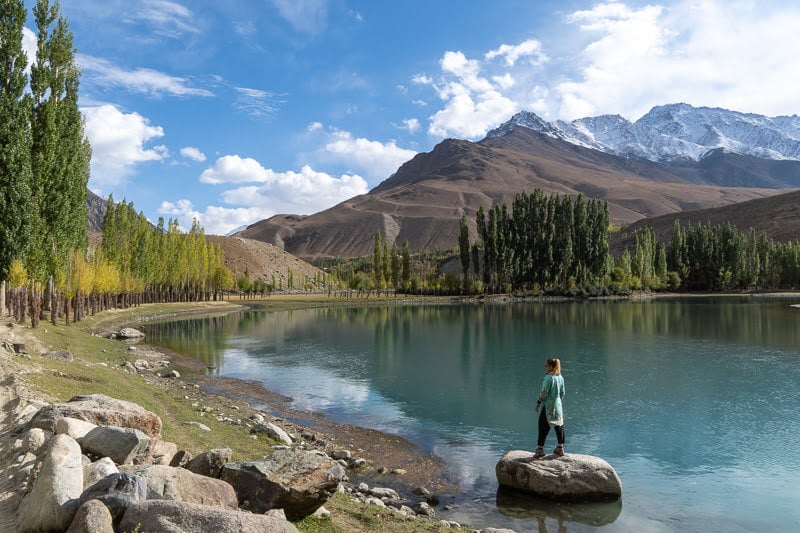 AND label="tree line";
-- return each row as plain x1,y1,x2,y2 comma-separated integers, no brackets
0,1,236,327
